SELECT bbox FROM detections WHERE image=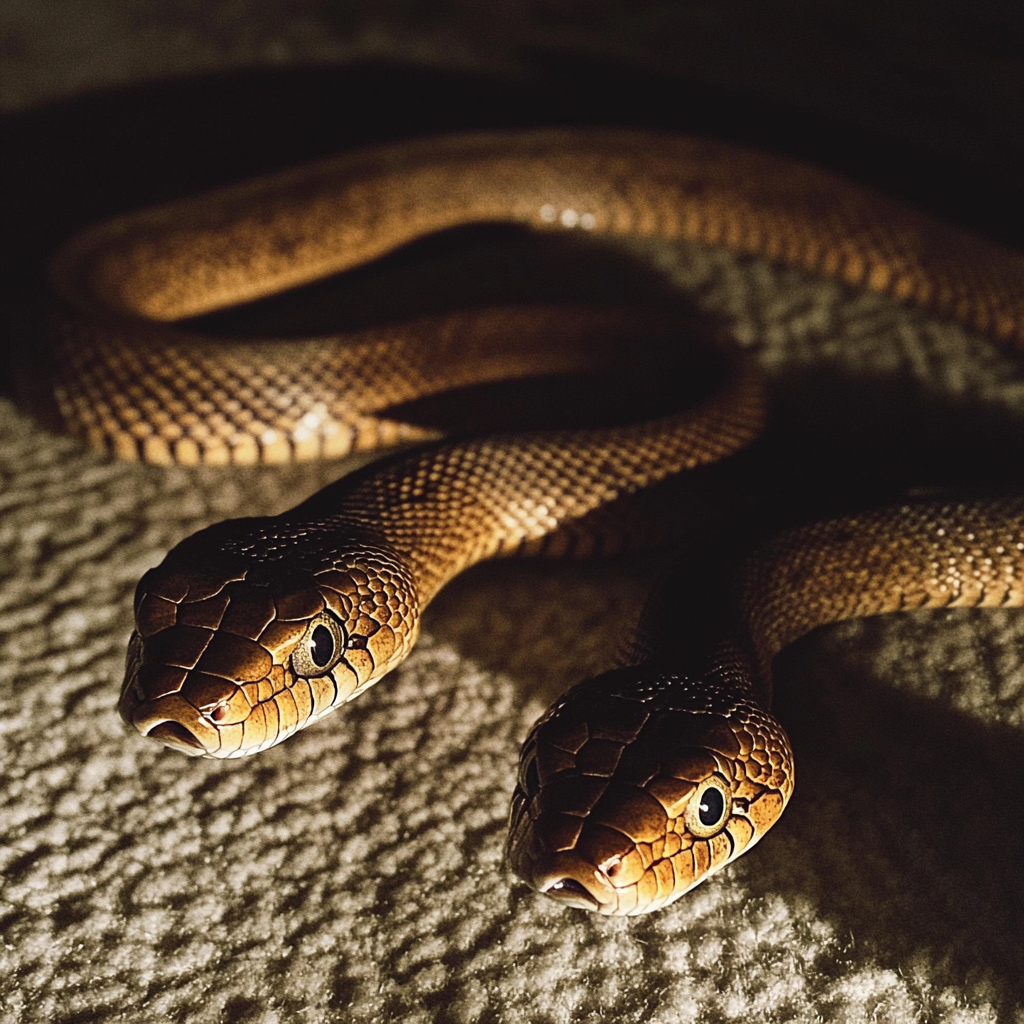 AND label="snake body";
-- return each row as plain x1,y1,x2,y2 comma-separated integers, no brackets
43,129,1024,915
